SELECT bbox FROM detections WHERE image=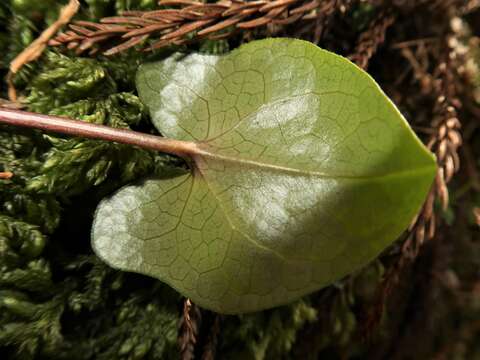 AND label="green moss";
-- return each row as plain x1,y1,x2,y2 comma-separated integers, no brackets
0,5,183,356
